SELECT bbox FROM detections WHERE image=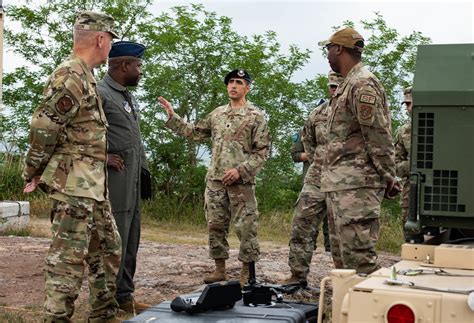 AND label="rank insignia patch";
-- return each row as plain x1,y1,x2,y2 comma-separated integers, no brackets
360,94,376,104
